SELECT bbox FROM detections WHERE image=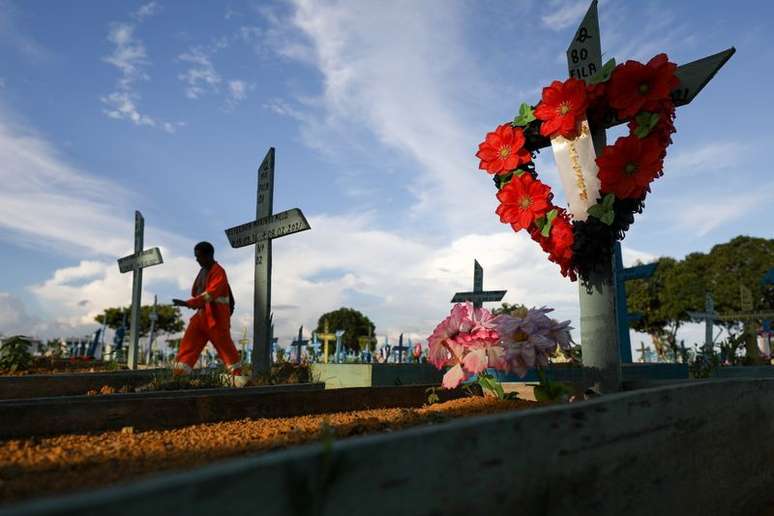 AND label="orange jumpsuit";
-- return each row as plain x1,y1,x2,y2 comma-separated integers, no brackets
175,261,241,374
